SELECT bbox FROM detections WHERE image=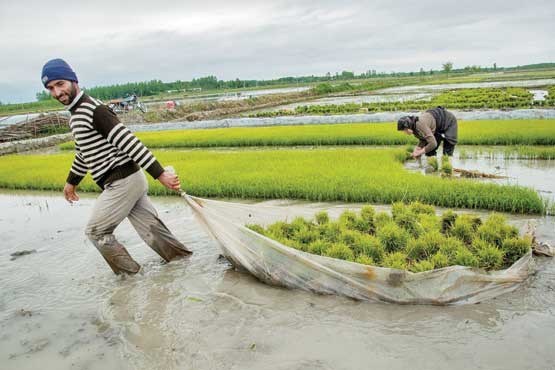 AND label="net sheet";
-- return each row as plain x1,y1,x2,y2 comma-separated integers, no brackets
183,195,551,305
